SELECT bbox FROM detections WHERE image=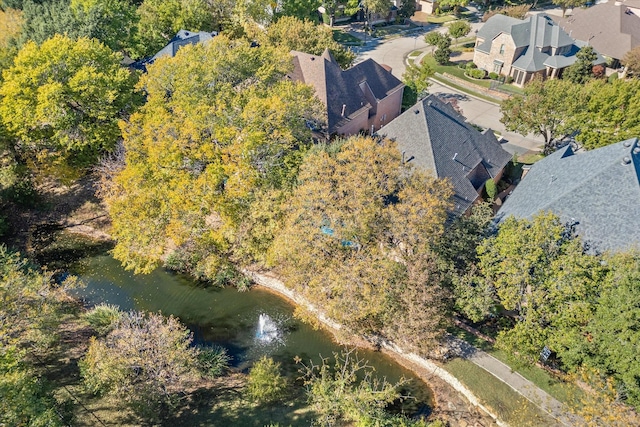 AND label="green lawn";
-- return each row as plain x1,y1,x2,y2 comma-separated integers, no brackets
332,30,362,45
422,14,457,23
519,152,545,164
421,54,492,89
448,326,585,411
443,358,557,426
